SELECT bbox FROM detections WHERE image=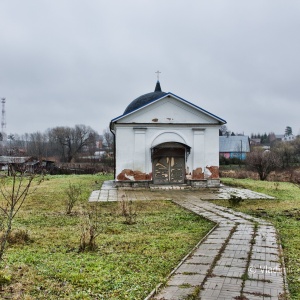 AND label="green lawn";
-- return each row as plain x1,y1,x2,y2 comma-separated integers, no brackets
0,174,213,300
213,178,300,299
